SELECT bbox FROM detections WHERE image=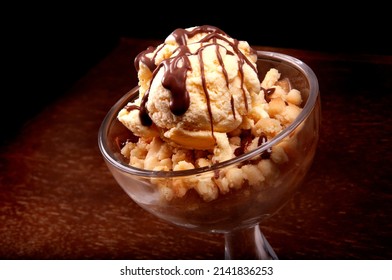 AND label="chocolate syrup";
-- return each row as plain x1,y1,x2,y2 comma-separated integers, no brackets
134,46,155,72
131,25,259,134
262,87,275,103
234,131,271,162
161,46,192,116
234,129,253,156
258,134,272,159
